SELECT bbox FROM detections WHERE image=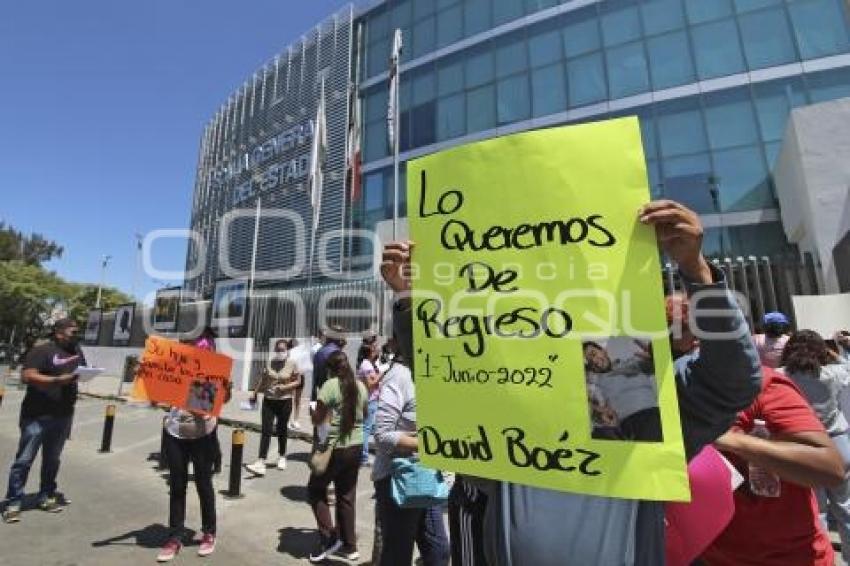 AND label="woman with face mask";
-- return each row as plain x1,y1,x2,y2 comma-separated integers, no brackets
246,338,301,476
